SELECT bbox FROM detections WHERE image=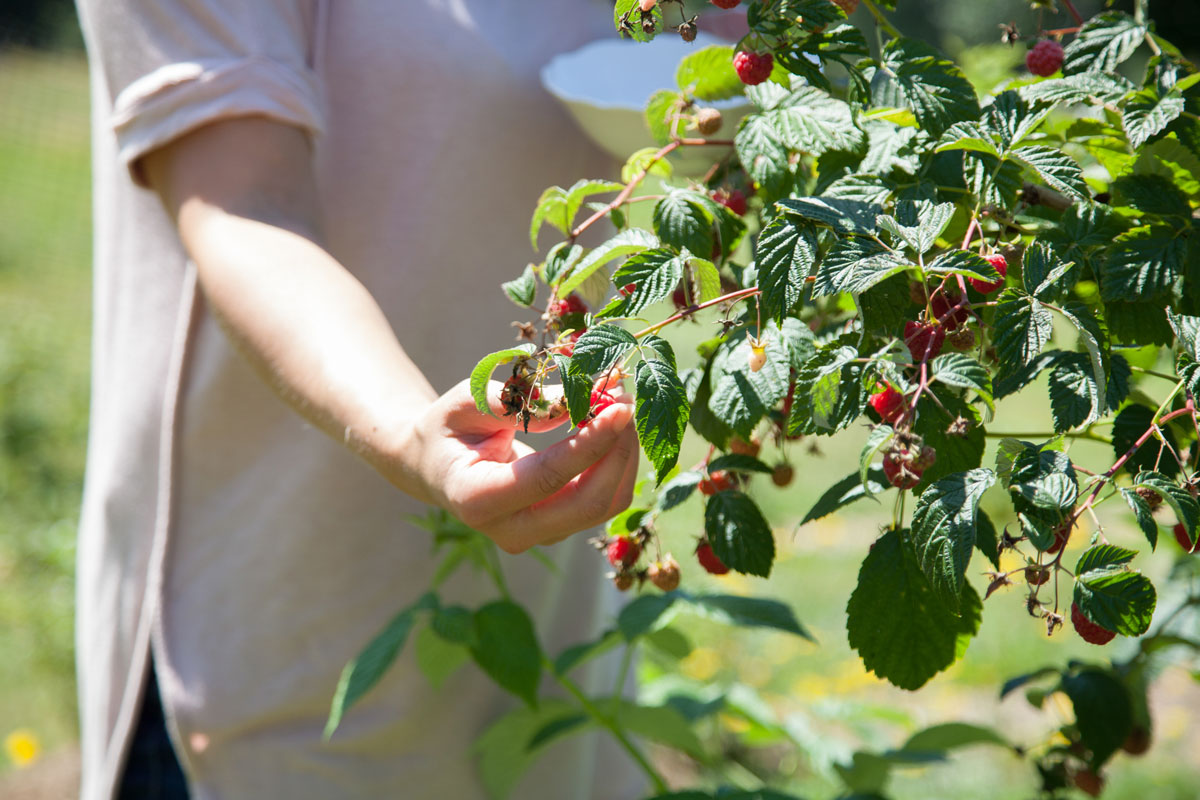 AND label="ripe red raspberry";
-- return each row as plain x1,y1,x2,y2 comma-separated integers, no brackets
733,51,773,86
695,539,730,575
904,320,945,362
869,385,906,425
1070,767,1105,798
772,463,794,487
711,0,739,8
883,451,922,490
1045,522,1071,554
1122,725,1151,756
672,285,690,311
970,253,1009,294
606,536,641,569
1026,39,1065,77
619,282,636,298
554,294,588,317
578,389,617,428
648,556,681,591
728,436,761,458
929,290,970,330
698,469,735,495
713,188,748,216
1071,602,1116,645
912,445,937,472
1174,522,1198,553
558,329,584,357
